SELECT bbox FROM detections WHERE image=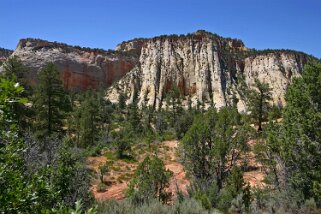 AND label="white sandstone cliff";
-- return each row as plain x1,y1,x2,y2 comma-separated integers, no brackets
107,31,310,112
